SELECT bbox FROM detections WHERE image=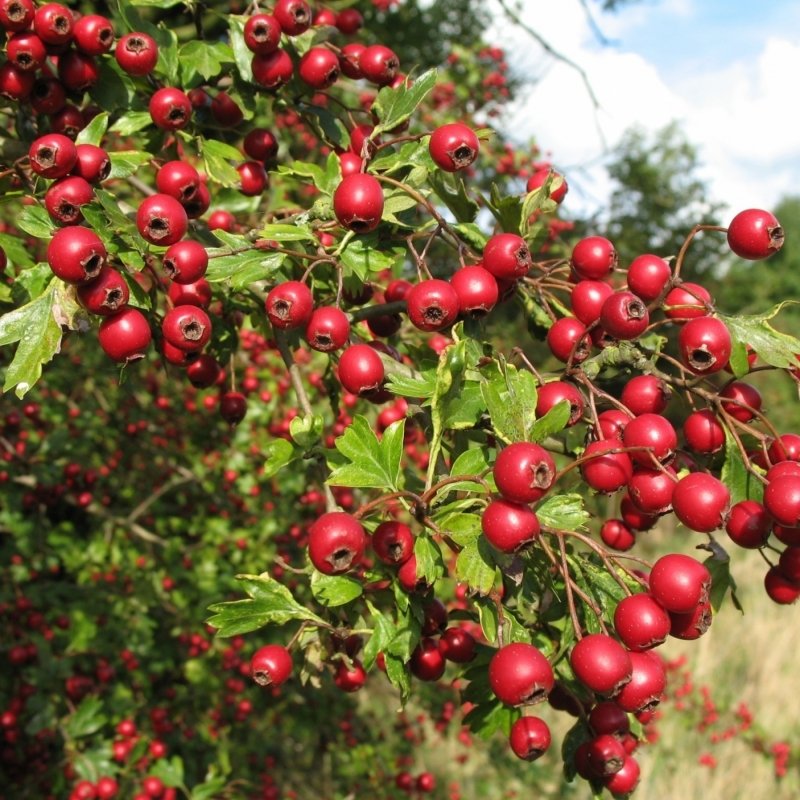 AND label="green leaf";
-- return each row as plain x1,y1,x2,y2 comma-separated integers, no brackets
65,697,106,739
413,535,445,585
108,150,153,180
721,426,764,504
703,541,742,613
477,597,499,644
17,205,56,239
339,234,401,281
727,338,751,378
0,282,62,398
207,573,325,636
385,366,437,399
263,438,302,479
109,111,152,137
310,571,363,607
0,232,35,268
362,602,395,671
721,305,800,370
372,68,438,134
75,112,109,146
453,222,489,251
536,494,590,532
463,700,518,740
179,41,232,84
456,536,498,596
200,138,243,188
479,360,538,445
327,416,404,491
227,15,254,83
89,59,137,110
428,169,478,223
191,778,228,800
289,414,323,448
486,182,523,233
383,652,411,701
529,399,570,442
150,756,184,787
205,250,285,288
131,0,184,6
300,103,350,150
562,719,592,782
258,223,317,243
